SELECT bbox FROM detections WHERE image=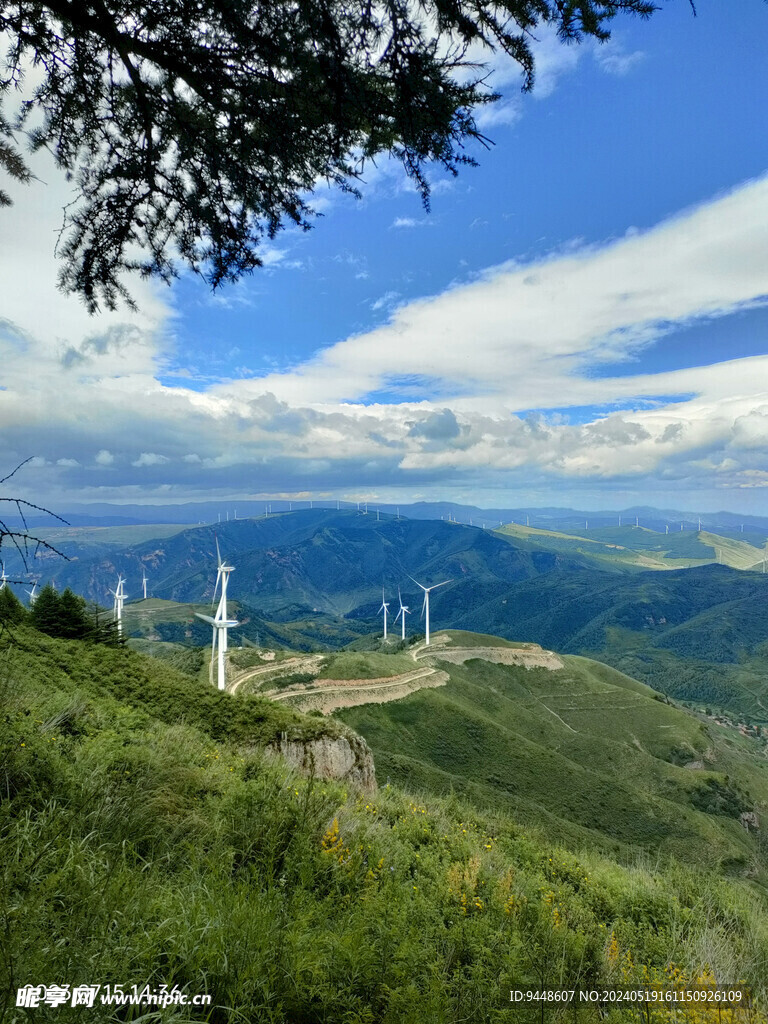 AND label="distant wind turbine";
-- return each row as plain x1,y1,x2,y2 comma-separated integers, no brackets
394,588,409,640
110,575,127,636
379,589,390,640
0,562,7,590
408,575,452,646
195,537,239,690
142,571,148,600
25,581,37,605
